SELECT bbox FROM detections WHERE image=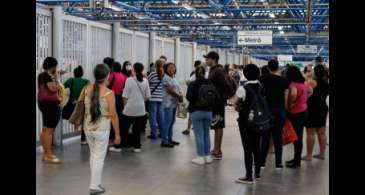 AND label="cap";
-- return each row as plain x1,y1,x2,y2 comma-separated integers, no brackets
203,51,219,61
